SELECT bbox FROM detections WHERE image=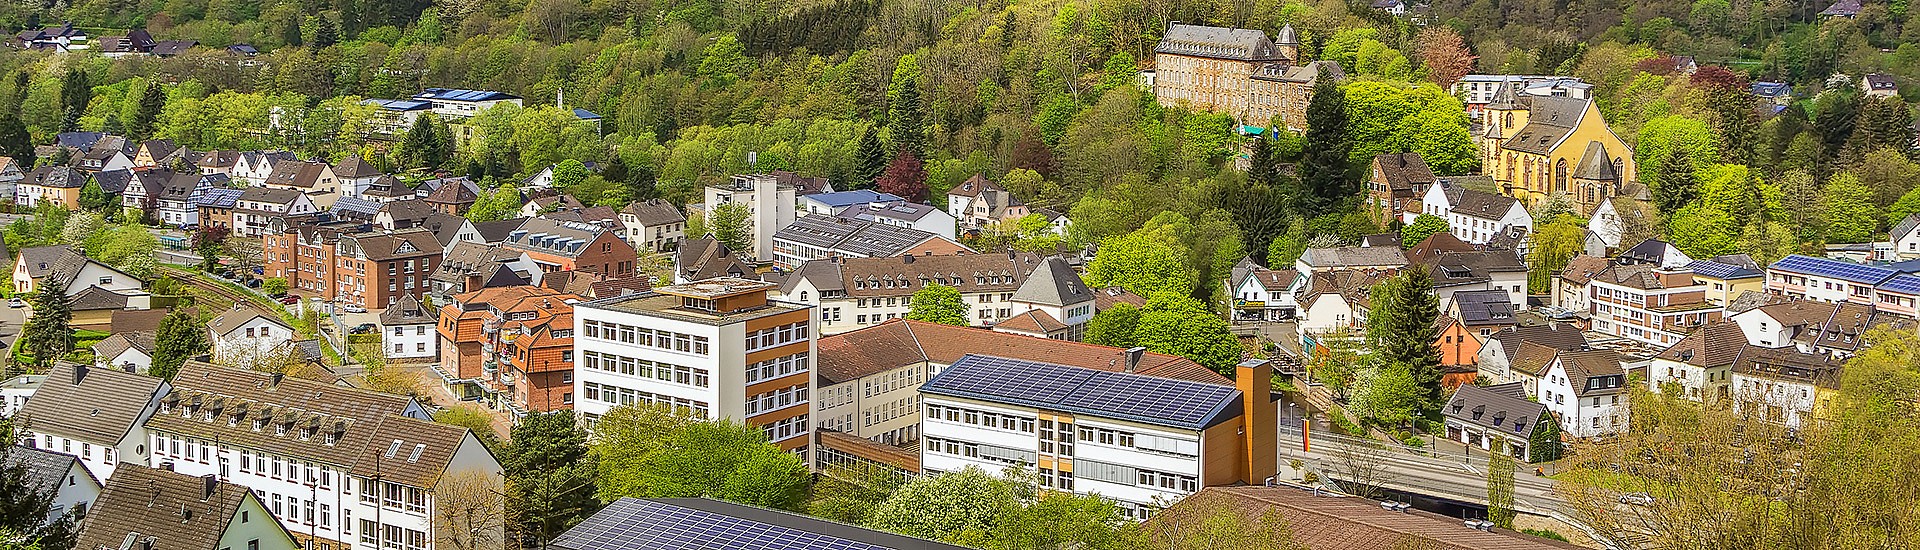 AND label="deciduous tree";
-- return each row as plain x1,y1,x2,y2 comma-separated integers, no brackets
1415,27,1476,88
863,466,1028,543
1399,214,1448,248
707,202,755,254
1082,303,1140,348
1085,229,1199,297
905,284,969,326
875,151,929,202
1822,173,1879,243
